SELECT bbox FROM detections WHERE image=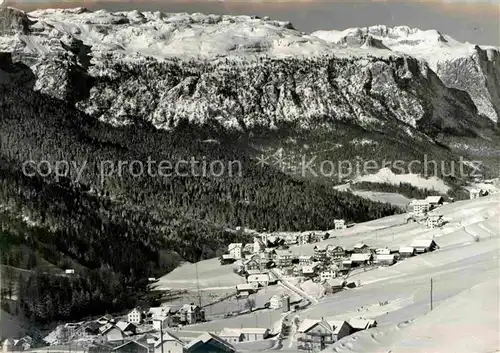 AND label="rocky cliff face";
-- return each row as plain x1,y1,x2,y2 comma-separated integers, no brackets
75,55,488,137
0,8,497,136
436,47,500,123
312,25,500,123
